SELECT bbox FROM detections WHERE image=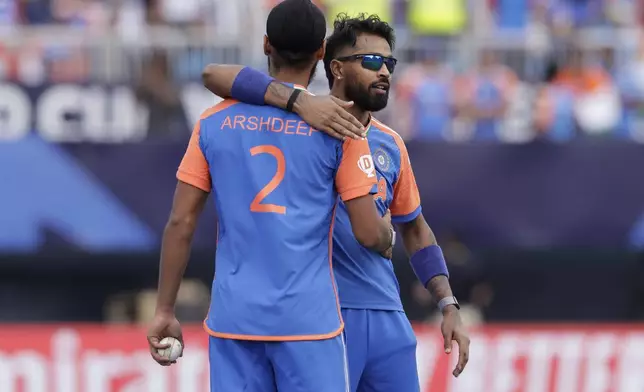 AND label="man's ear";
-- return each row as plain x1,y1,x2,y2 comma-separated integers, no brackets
315,41,326,61
263,35,271,56
330,59,344,81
